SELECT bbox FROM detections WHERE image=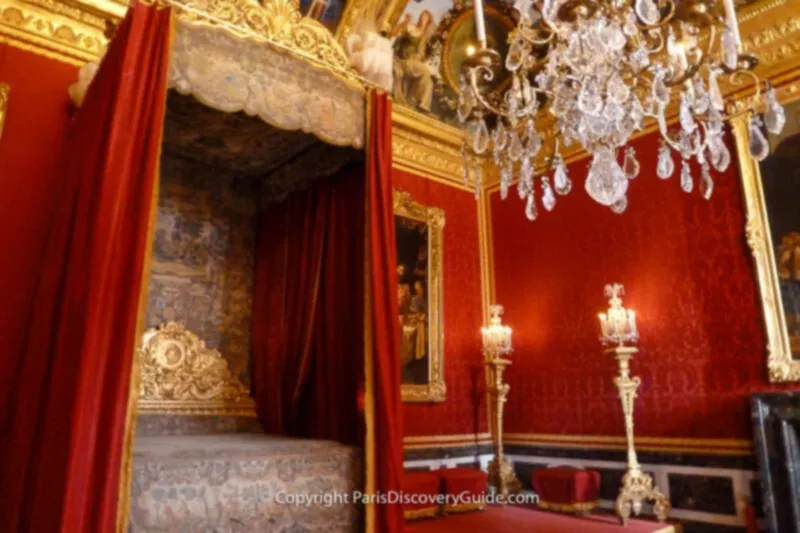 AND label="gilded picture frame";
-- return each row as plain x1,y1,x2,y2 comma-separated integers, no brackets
394,189,446,402
732,104,800,383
